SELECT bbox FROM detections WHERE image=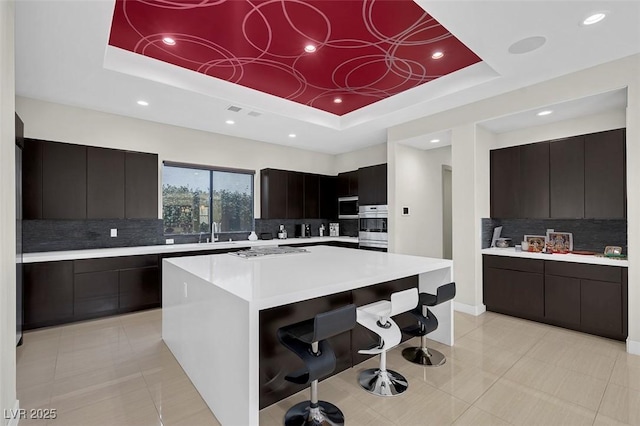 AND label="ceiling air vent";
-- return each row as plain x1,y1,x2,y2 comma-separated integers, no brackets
227,105,242,112
248,111,262,117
